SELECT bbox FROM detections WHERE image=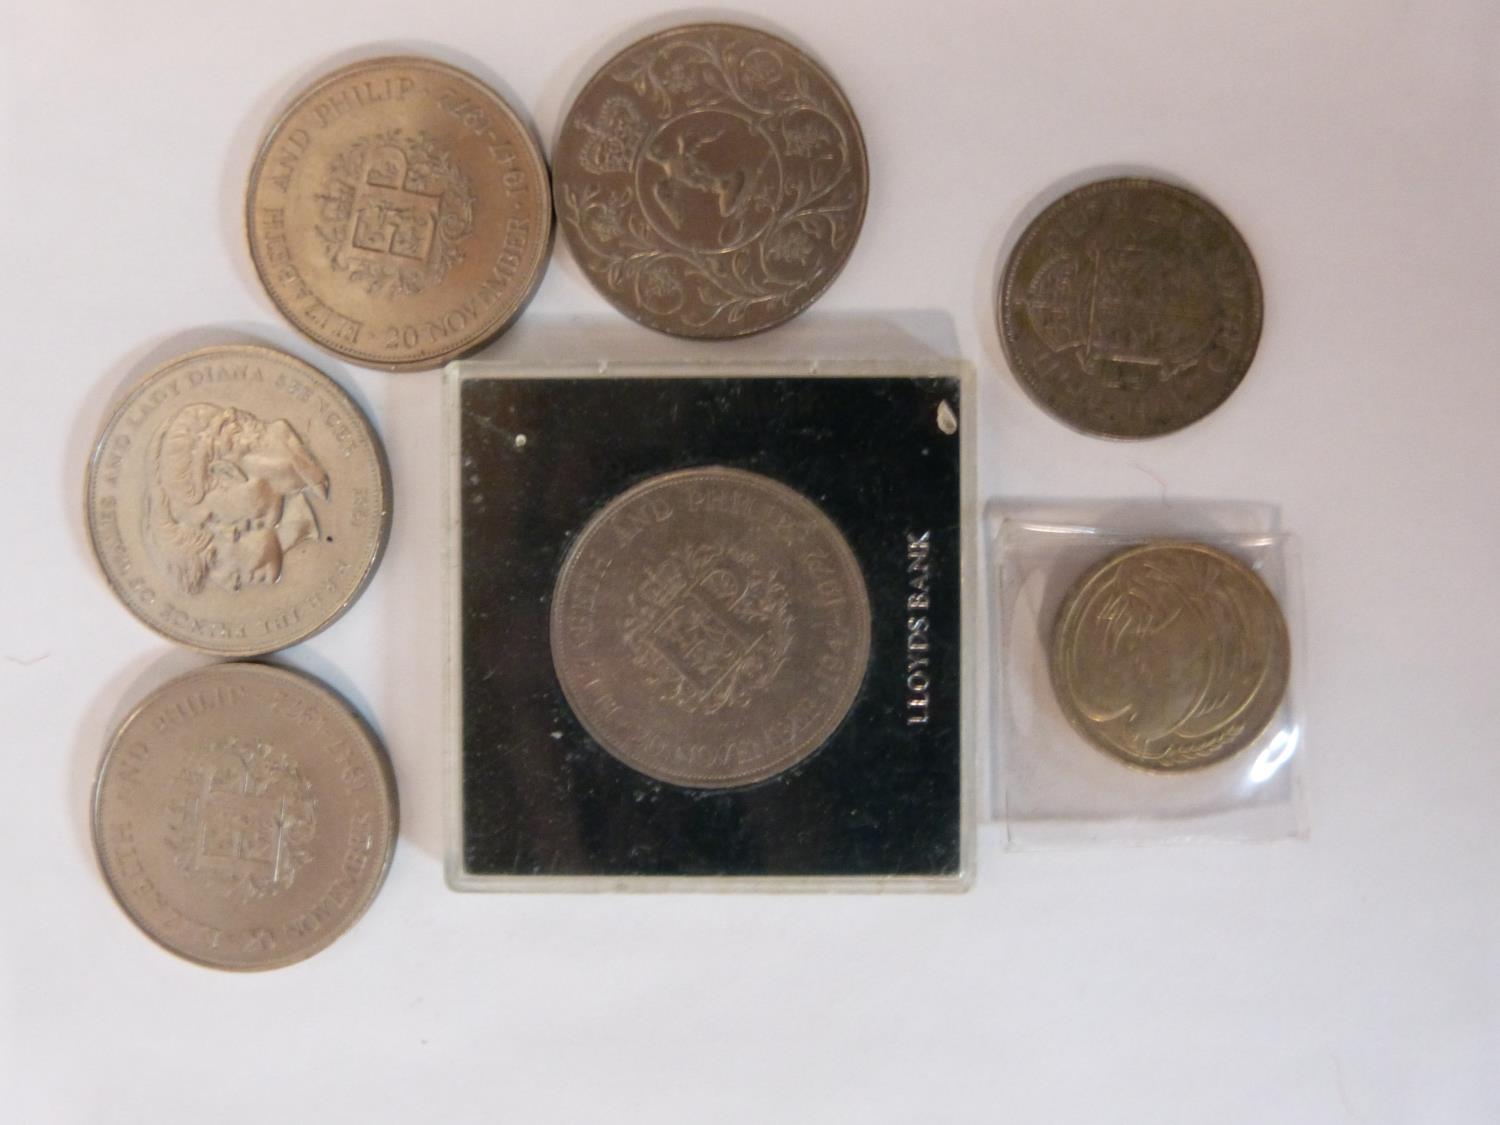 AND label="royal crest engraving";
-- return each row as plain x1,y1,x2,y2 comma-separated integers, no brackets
91,663,399,970
556,24,867,337
163,737,318,901
1000,178,1262,437
551,467,871,788
315,129,475,298
621,541,795,716
245,58,552,369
